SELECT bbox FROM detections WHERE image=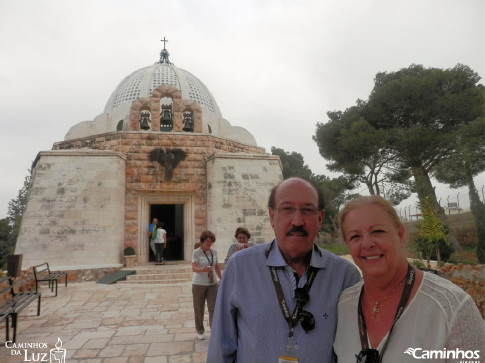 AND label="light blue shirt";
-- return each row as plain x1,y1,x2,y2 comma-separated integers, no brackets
207,241,361,363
